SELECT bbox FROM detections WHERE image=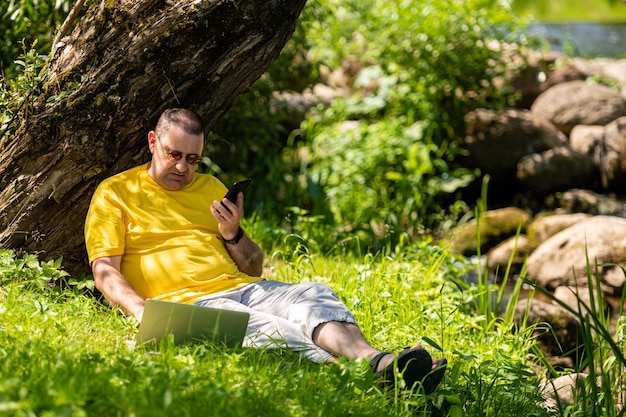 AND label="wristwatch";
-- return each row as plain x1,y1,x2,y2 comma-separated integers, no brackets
223,227,244,245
